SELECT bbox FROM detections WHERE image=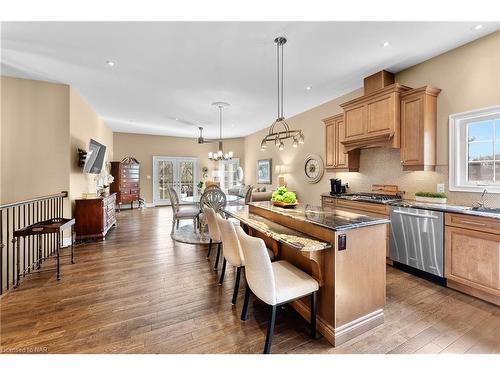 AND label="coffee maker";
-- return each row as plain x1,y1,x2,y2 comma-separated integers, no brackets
330,178,346,195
